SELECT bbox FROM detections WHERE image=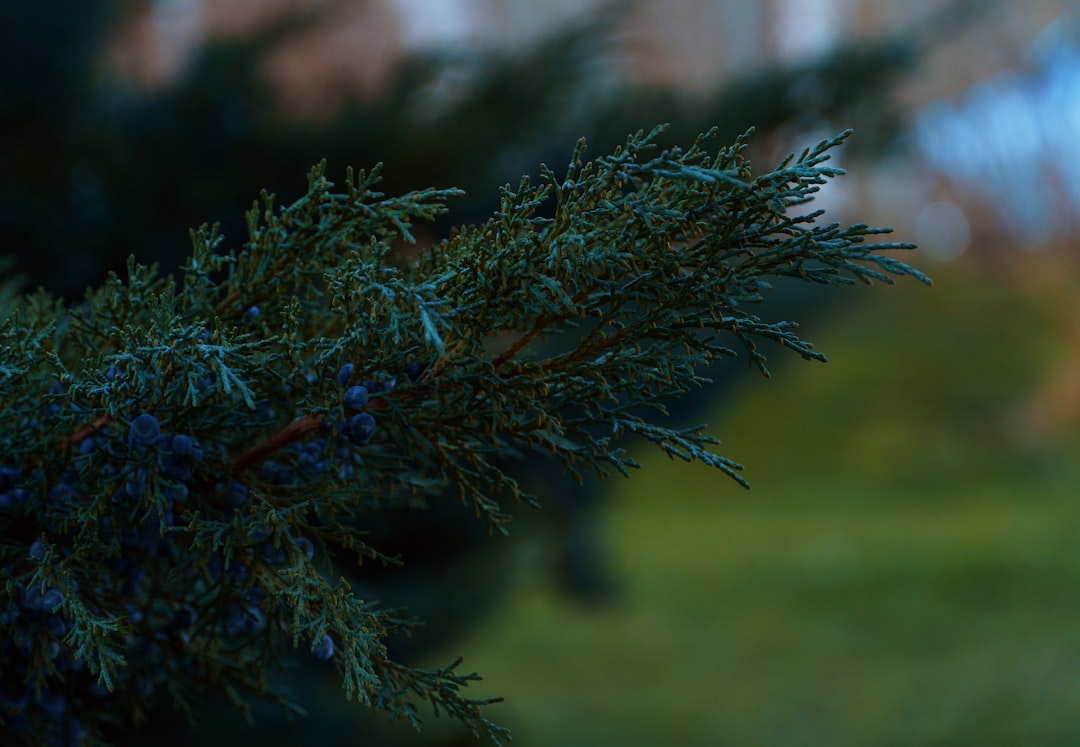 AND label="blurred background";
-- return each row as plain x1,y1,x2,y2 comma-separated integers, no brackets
4,0,1080,744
